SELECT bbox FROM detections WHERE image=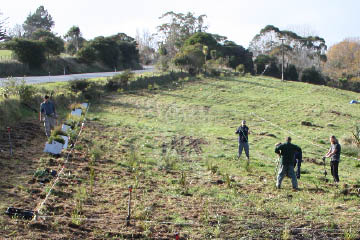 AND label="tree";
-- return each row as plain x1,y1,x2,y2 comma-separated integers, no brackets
284,64,298,81
30,29,64,58
323,39,360,80
136,29,157,65
91,36,120,68
77,43,97,64
157,11,208,58
5,38,46,69
0,11,6,41
254,54,276,75
249,25,327,72
23,6,54,37
64,26,84,54
8,24,25,39
220,41,254,73
173,43,205,74
301,67,325,85
77,33,140,69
